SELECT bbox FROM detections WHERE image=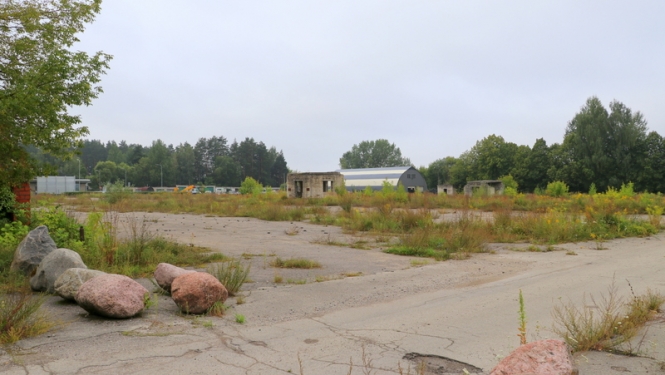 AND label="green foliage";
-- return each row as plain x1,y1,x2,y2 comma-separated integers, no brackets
562,97,647,192
106,181,131,204
235,314,246,324
239,177,263,195
545,181,569,197
381,180,394,195
339,139,411,169
589,183,597,196
207,259,250,296
500,175,519,197
0,0,112,186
